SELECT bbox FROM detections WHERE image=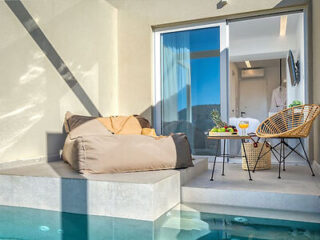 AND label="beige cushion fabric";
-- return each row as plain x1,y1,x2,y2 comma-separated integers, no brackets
98,116,143,135
171,133,193,168
69,119,113,139
64,112,100,133
62,136,80,171
64,112,151,135
63,133,193,174
62,112,193,174
141,128,157,137
134,115,151,128
75,135,178,174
